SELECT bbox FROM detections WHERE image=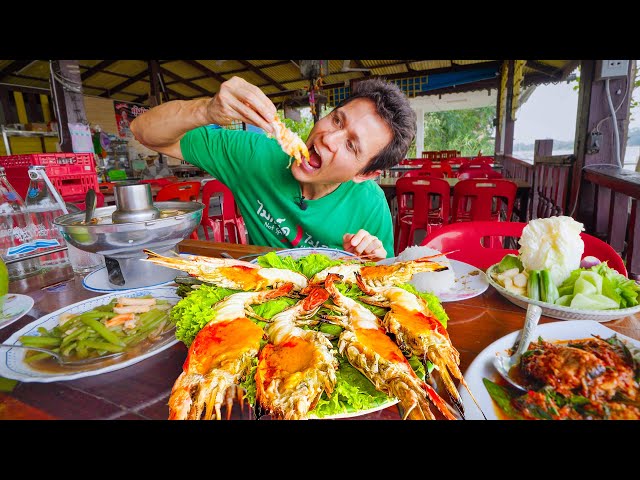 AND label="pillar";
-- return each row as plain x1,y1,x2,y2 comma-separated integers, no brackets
49,60,88,152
